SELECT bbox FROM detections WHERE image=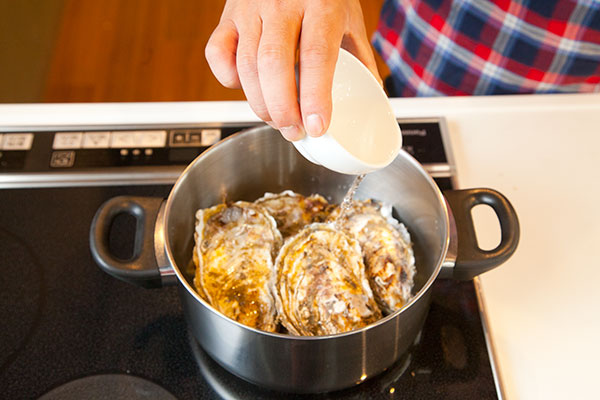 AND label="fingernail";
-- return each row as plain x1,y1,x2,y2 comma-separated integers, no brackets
279,125,304,141
306,114,324,137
